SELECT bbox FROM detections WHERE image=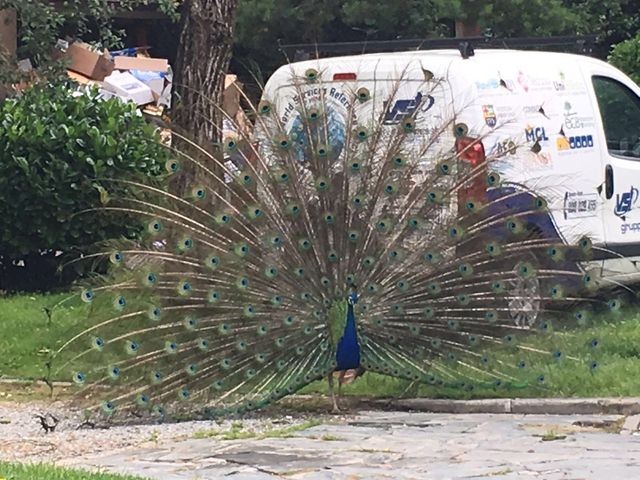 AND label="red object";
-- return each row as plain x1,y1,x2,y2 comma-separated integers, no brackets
455,136,486,166
332,72,357,81
455,136,487,208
